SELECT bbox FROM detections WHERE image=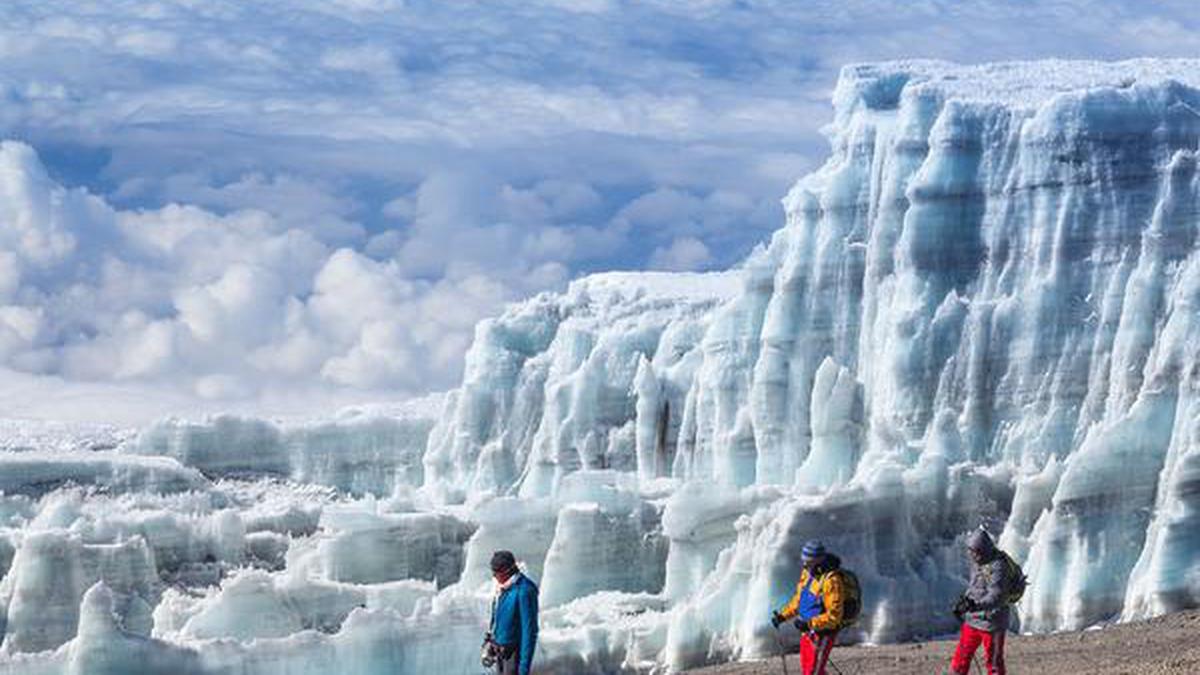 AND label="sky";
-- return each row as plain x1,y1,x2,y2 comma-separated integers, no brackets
0,0,1198,423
